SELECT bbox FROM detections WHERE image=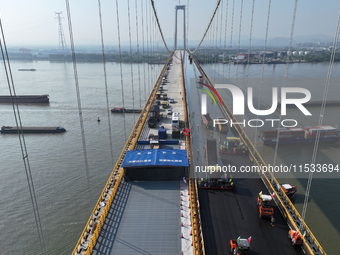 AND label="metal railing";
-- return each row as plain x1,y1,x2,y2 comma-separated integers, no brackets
72,52,175,255
179,51,205,254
